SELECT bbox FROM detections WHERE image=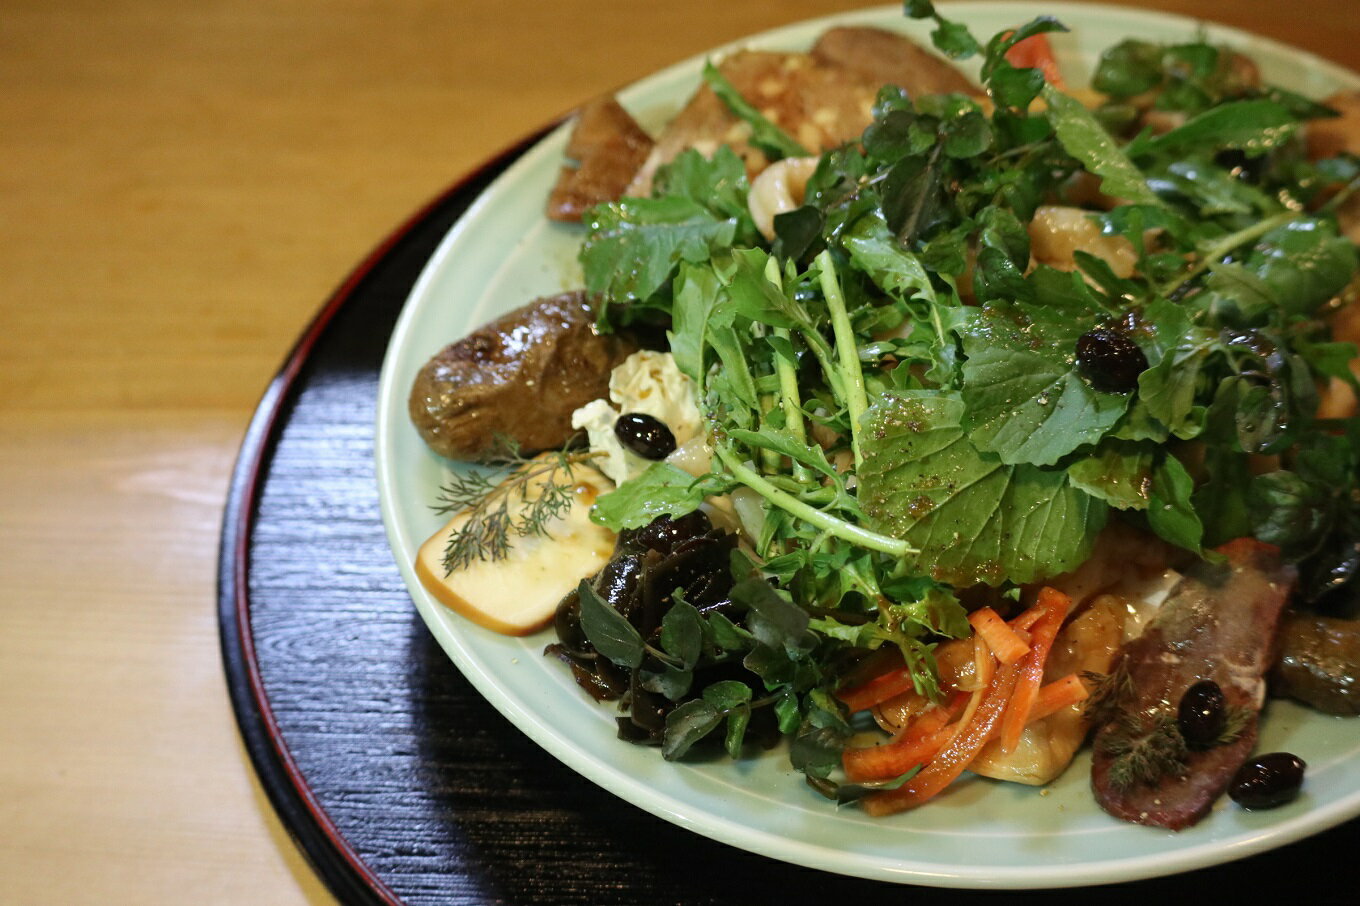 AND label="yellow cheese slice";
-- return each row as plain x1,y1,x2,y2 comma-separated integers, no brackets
414,462,616,636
